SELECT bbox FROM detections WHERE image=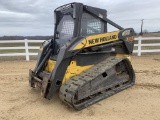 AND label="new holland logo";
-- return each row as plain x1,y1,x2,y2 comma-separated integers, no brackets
88,35,117,45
